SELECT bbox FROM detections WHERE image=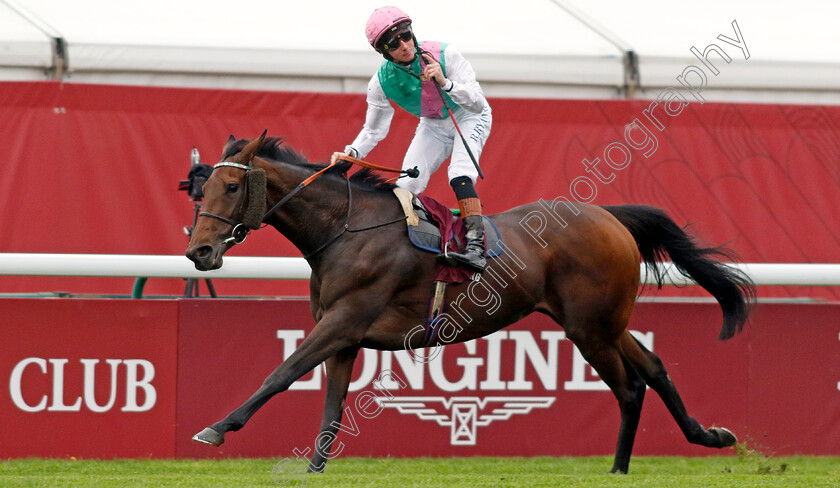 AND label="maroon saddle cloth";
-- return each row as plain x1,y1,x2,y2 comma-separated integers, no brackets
411,195,502,283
